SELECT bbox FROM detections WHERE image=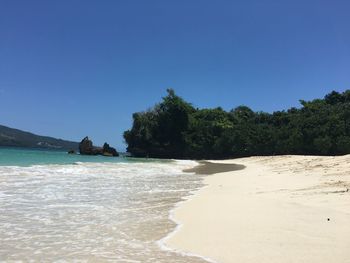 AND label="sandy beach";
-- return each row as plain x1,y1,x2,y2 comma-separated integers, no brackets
166,155,350,263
